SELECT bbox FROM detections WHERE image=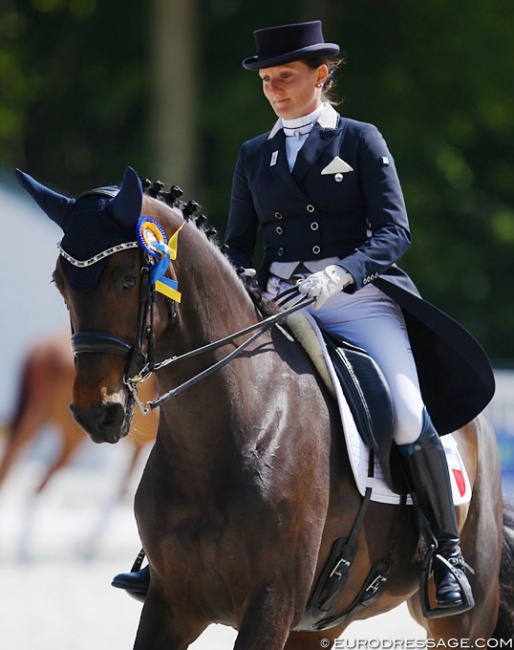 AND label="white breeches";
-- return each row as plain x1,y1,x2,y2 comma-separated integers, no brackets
265,277,425,445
